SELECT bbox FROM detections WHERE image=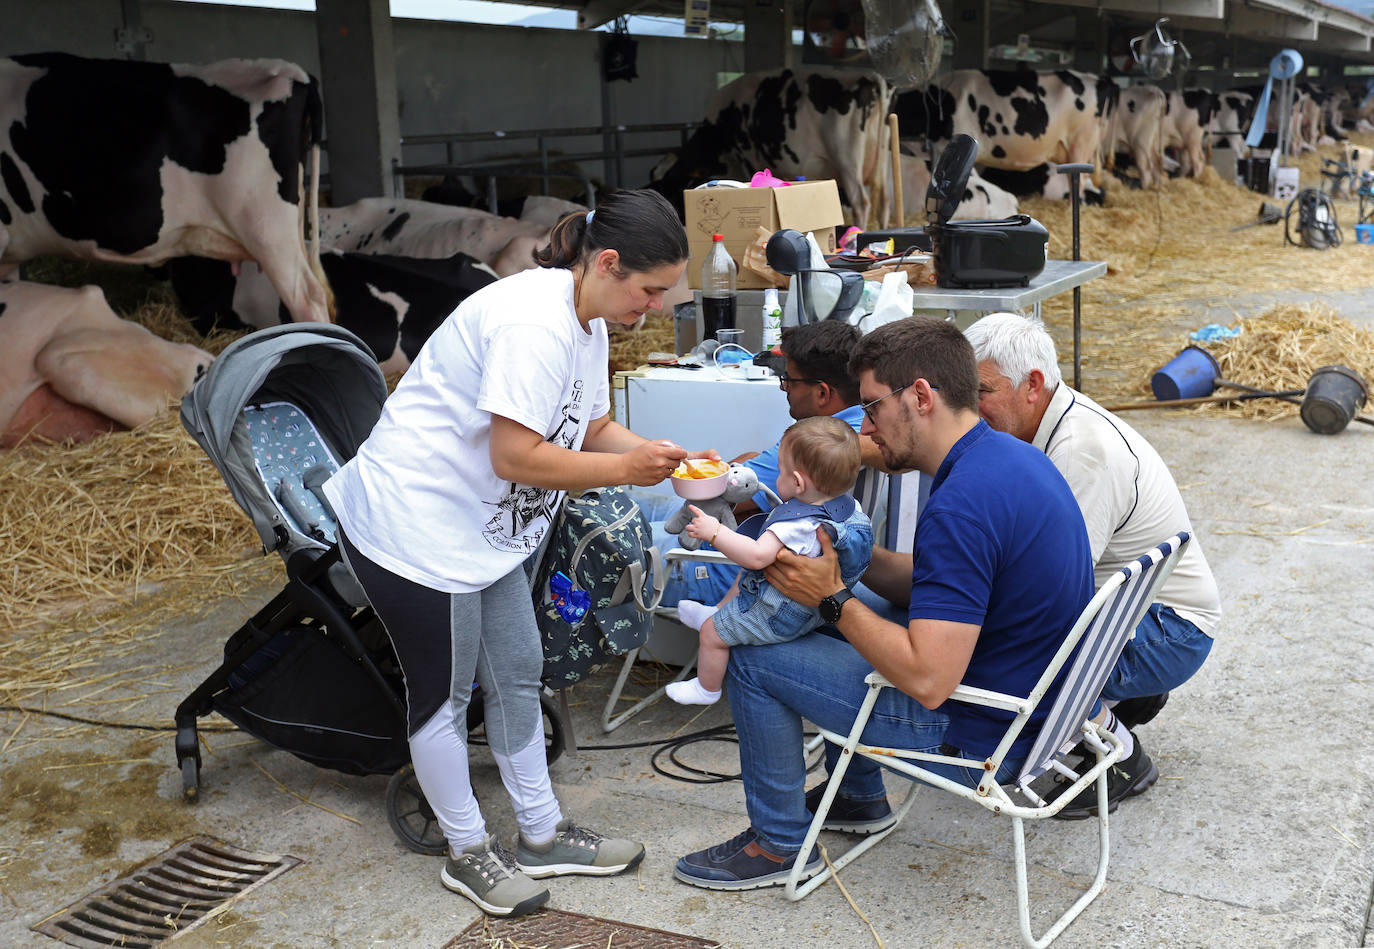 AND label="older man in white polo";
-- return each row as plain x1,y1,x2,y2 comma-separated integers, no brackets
964,312,1221,819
